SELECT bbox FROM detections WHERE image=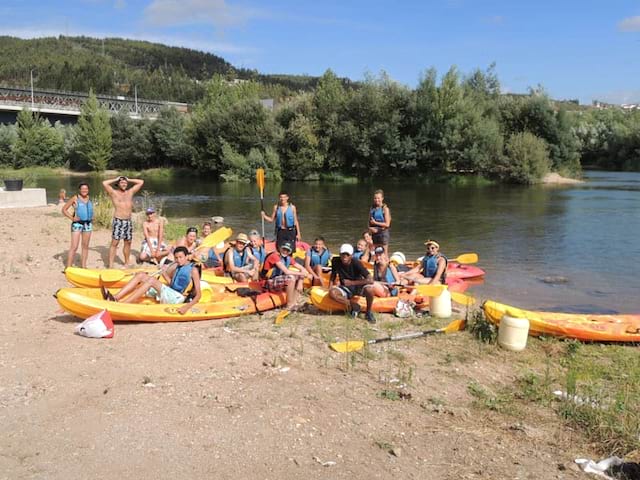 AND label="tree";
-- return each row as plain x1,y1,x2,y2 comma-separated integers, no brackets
0,124,17,167
498,132,551,184
150,108,193,167
75,92,112,171
110,113,153,169
13,110,64,167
